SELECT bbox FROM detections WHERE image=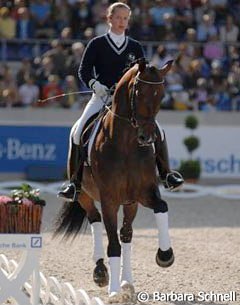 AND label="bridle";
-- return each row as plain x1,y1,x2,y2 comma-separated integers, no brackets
130,73,164,129
104,73,164,129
